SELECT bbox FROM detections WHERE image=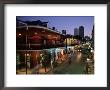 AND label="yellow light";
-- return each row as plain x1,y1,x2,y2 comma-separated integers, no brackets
35,32,37,35
27,54,29,56
91,50,94,53
18,33,21,36
87,58,90,61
